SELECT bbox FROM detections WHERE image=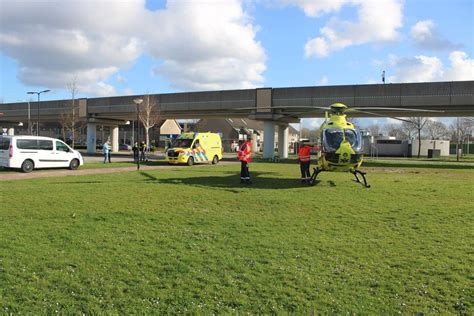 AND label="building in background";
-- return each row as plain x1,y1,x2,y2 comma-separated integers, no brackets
195,118,299,153
362,133,450,157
